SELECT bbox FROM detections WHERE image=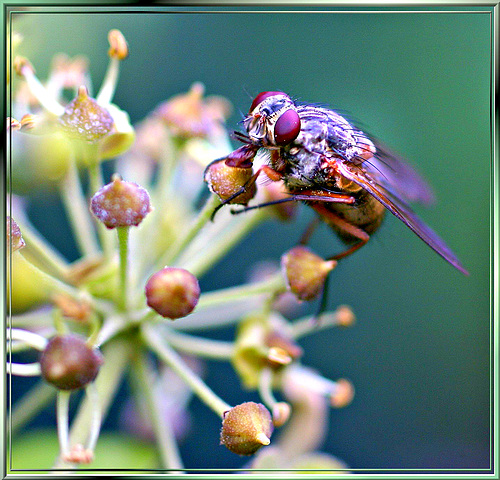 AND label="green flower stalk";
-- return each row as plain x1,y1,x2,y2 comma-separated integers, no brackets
7,28,356,472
